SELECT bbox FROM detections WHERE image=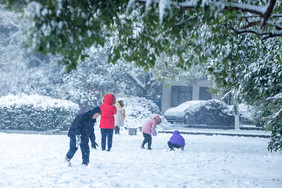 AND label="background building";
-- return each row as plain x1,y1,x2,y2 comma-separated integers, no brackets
161,79,221,113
